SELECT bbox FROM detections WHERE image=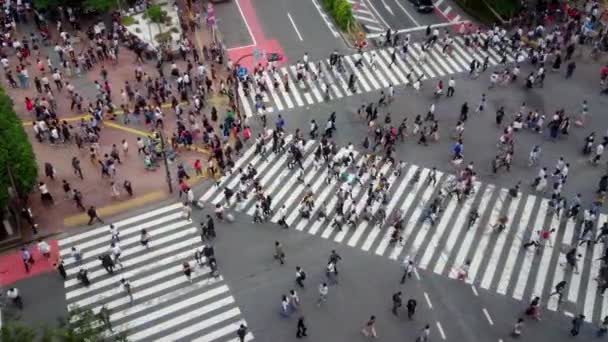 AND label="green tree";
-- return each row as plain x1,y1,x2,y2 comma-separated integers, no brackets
145,4,171,45
0,87,38,209
83,0,118,12
1,306,128,341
